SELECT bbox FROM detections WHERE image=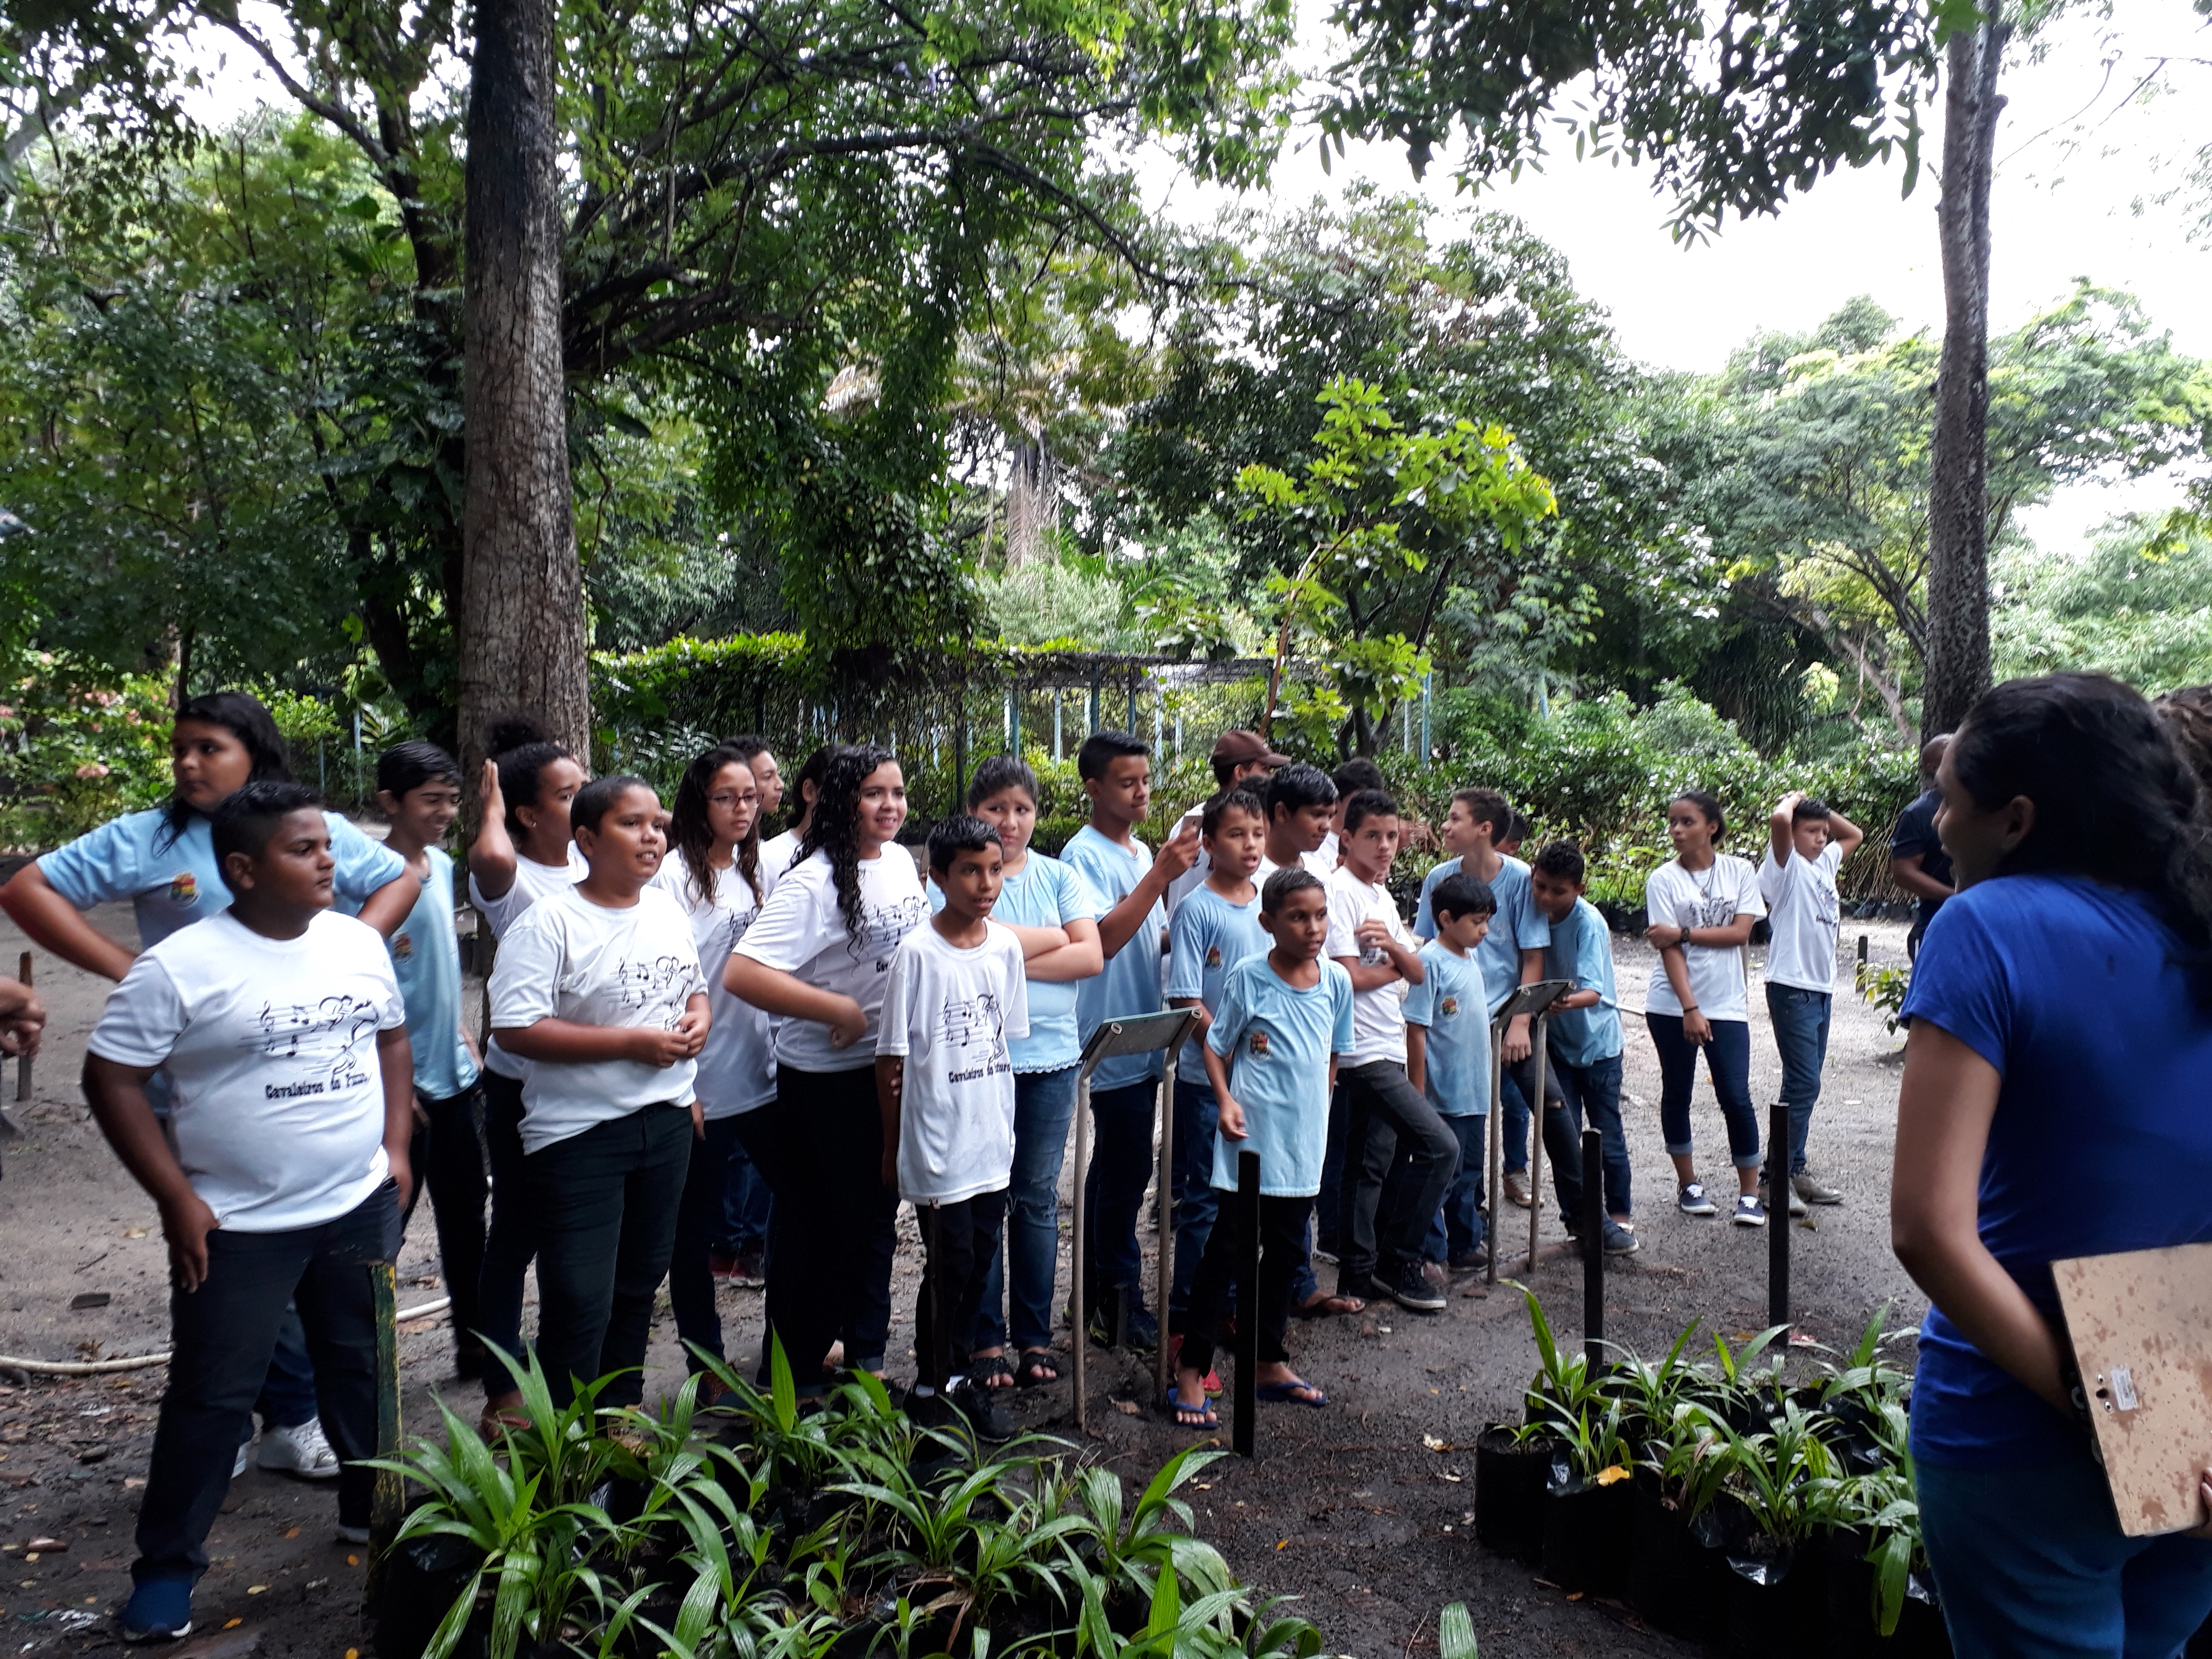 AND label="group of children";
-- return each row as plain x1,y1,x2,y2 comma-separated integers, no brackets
0,693,1867,1640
